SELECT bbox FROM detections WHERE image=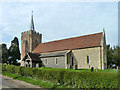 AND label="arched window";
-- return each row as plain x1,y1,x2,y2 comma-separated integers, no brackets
35,39,38,44
35,39,39,47
87,56,89,64
45,59,47,65
55,58,58,64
